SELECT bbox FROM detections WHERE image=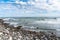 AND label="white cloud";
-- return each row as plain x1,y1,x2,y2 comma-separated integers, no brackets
0,0,60,17
28,0,60,11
